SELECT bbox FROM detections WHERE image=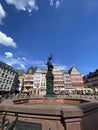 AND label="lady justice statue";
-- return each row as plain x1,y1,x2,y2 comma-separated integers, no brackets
45,54,54,97
46,54,53,72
